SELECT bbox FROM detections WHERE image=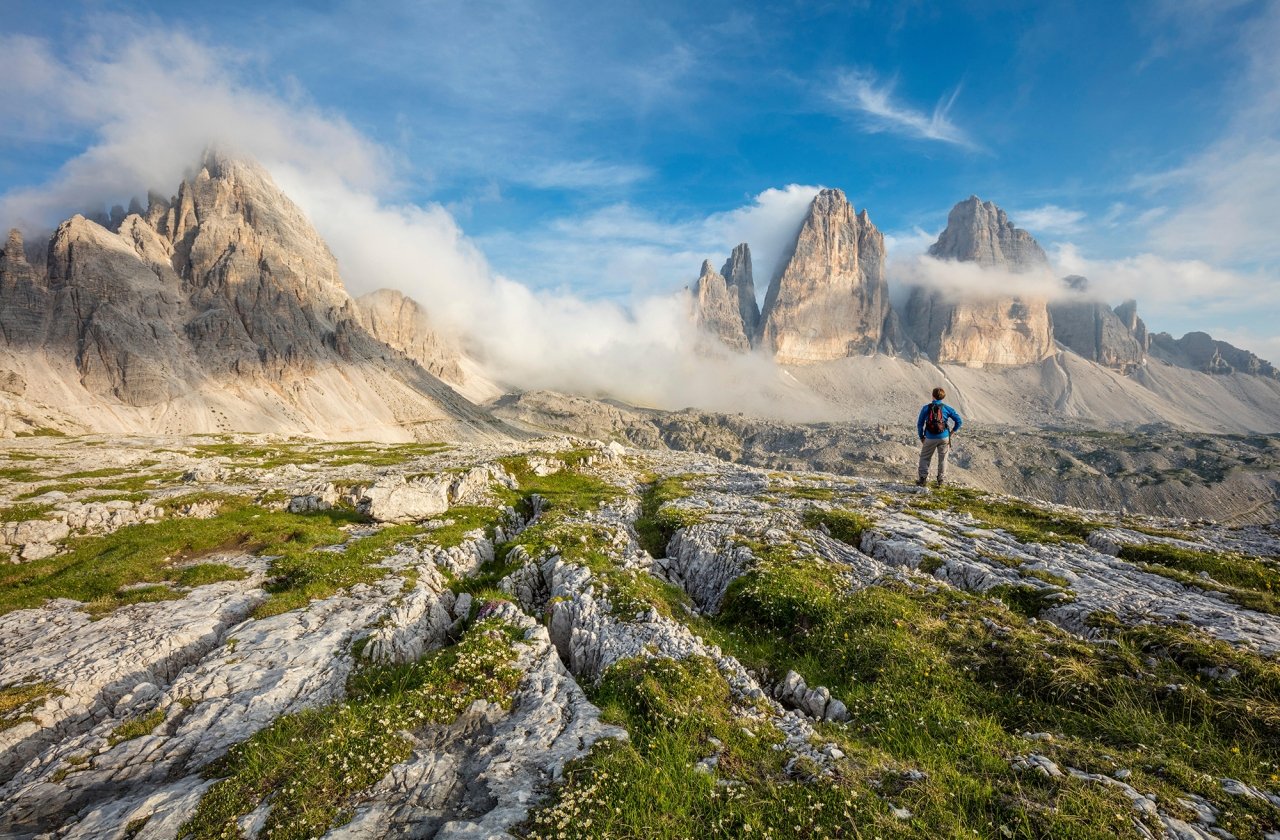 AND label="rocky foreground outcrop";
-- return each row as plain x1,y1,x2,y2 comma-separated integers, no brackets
0,434,1277,838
